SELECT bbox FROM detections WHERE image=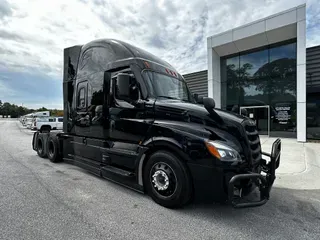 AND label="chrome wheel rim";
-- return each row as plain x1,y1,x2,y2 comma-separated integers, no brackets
150,162,177,197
